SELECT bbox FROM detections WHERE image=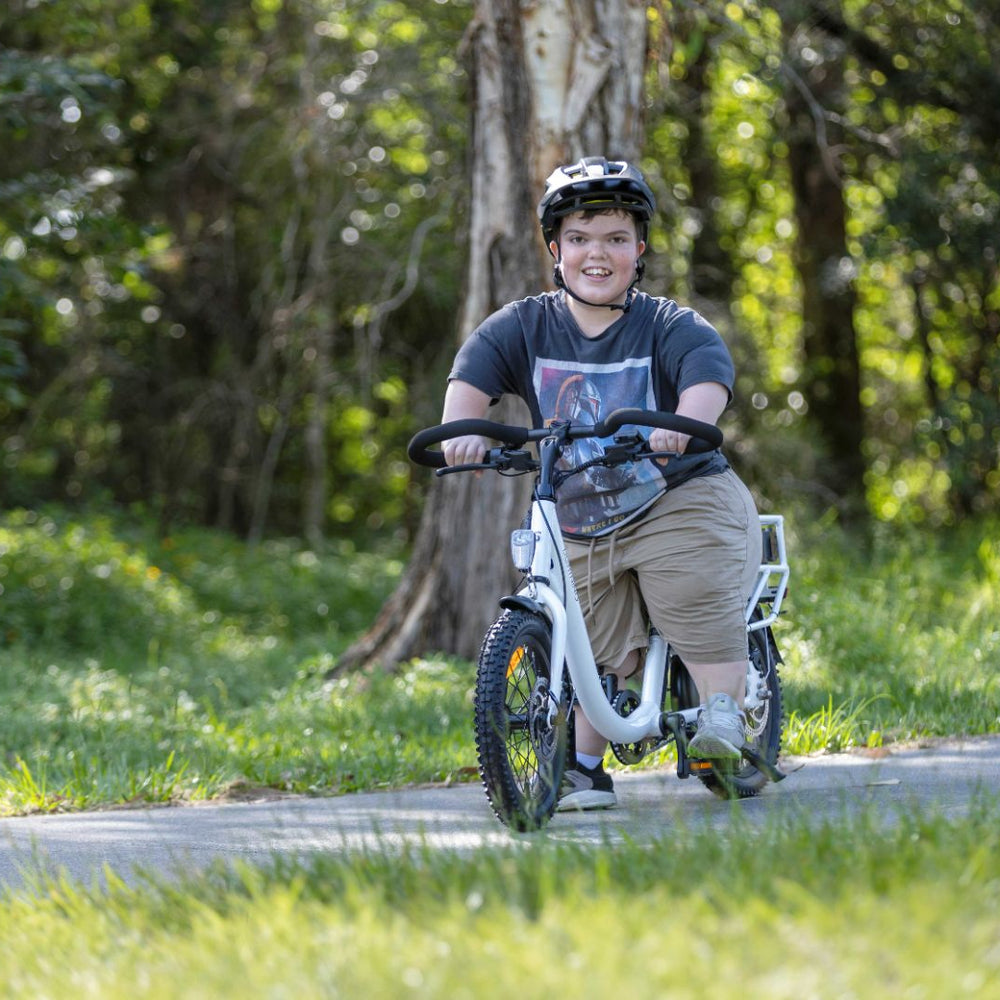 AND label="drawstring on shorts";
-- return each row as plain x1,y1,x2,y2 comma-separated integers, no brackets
584,532,620,624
